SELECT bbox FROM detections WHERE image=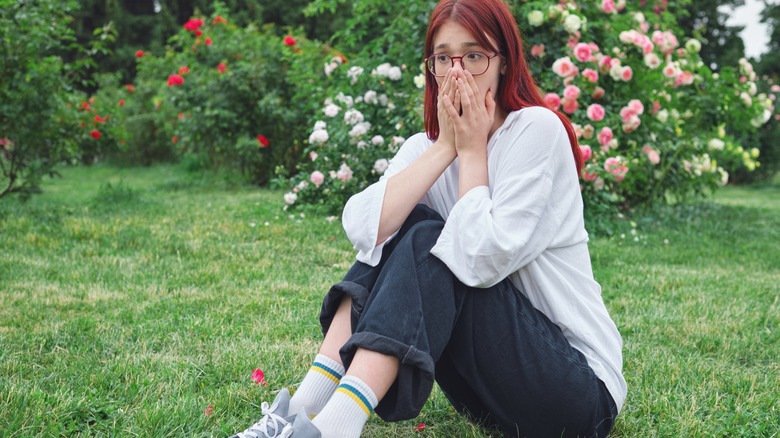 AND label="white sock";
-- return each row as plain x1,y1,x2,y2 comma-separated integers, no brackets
288,354,345,416
311,375,378,438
